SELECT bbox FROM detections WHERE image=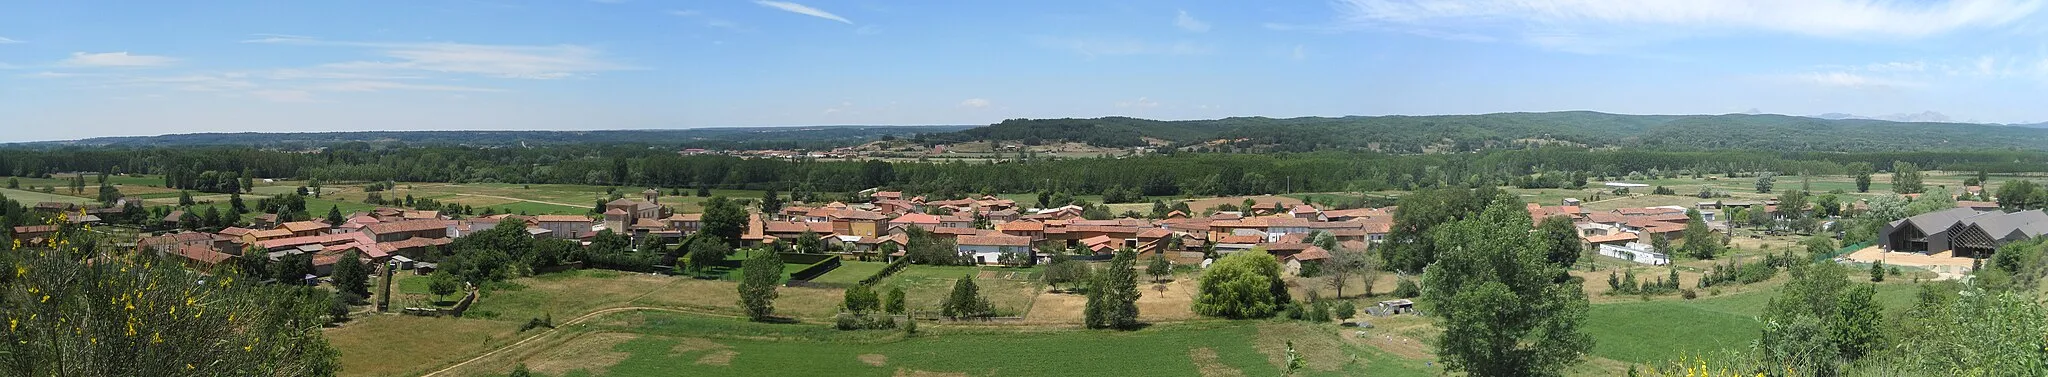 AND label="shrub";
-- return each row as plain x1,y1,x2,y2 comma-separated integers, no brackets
1333,301,1357,322
1681,289,1698,300
1306,302,1332,322
1283,302,1305,320
1393,279,1420,298
833,313,898,330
